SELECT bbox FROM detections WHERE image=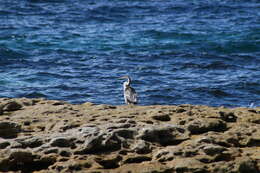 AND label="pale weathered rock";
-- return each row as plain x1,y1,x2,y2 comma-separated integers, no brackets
201,144,227,156
131,140,152,154
74,131,121,154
